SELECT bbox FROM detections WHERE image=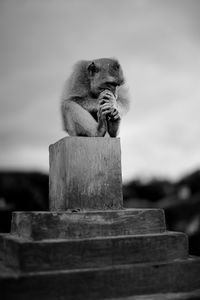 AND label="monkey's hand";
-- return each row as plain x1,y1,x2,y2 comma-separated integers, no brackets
99,90,121,121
